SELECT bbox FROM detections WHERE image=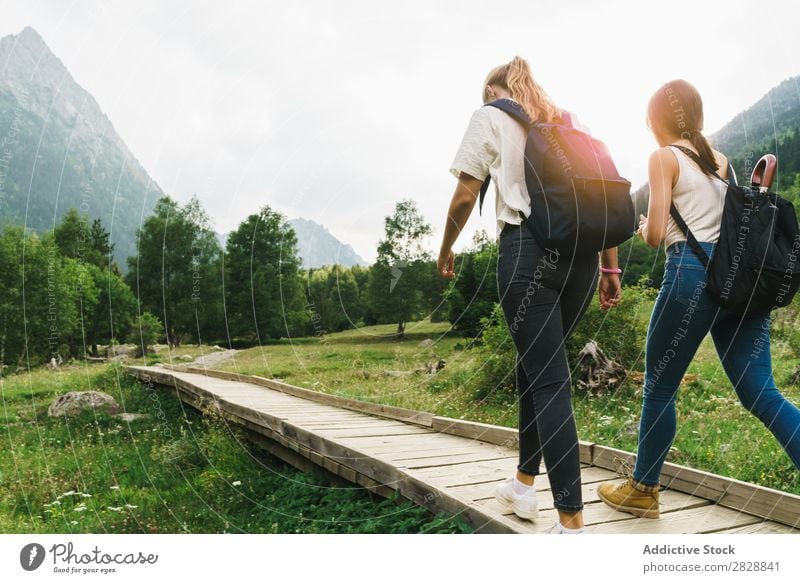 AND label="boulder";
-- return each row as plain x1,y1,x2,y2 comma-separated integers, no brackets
418,338,435,348
48,391,119,417
105,343,138,358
